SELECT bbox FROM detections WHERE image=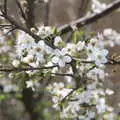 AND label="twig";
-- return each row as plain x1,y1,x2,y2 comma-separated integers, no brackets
60,87,78,104
51,73,74,77
4,0,7,14
0,57,119,73
26,0,35,28
0,65,57,72
5,26,17,35
0,24,12,29
15,0,27,21
0,13,40,40
73,57,120,65
58,0,120,35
